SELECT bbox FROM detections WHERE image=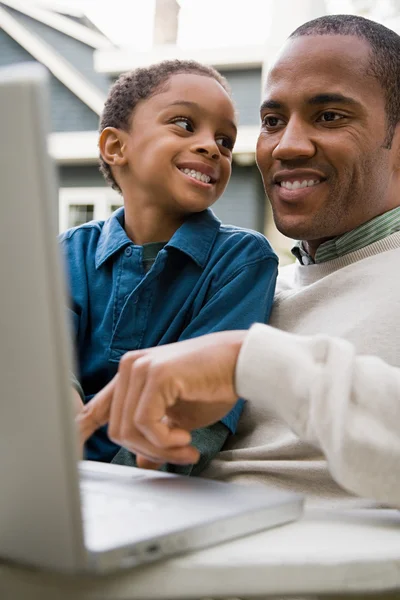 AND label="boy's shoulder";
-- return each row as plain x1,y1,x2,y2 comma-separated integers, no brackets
215,222,278,261
58,219,104,246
